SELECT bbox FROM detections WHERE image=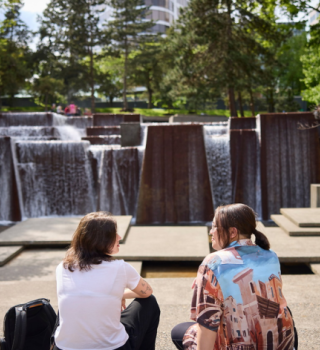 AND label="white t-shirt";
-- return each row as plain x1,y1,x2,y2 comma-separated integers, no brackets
55,259,140,350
